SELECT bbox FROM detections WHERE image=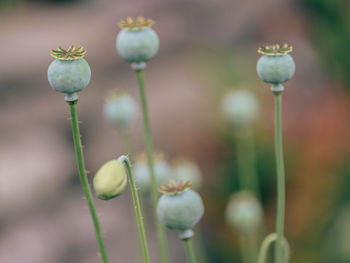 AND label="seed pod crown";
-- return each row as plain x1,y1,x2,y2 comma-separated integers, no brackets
258,44,292,56
118,16,155,30
50,45,87,60
159,180,192,195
